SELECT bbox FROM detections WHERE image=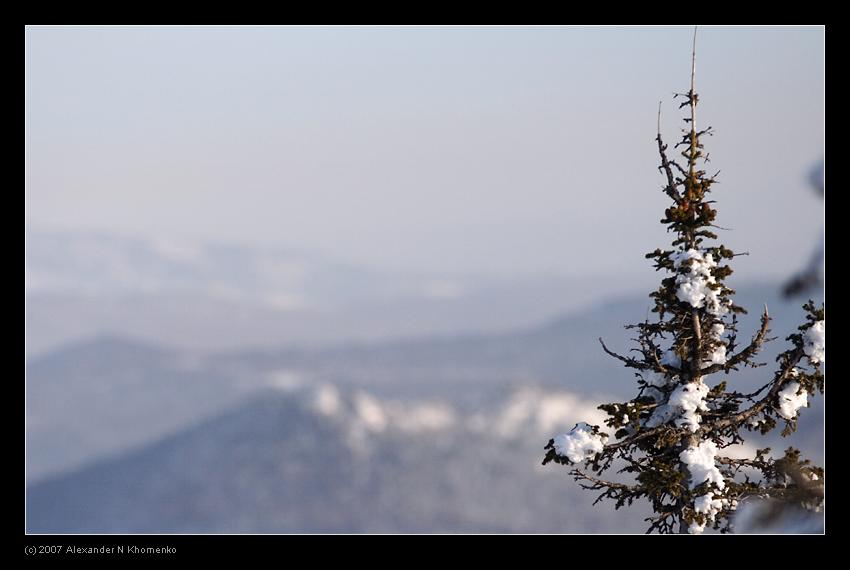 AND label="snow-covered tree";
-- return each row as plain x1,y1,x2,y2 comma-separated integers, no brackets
542,33,825,534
